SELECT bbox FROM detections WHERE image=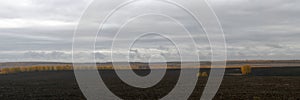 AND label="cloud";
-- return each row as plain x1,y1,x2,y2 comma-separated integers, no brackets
23,51,71,61
0,51,108,62
94,52,107,59
1,0,300,62
265,44,284,49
